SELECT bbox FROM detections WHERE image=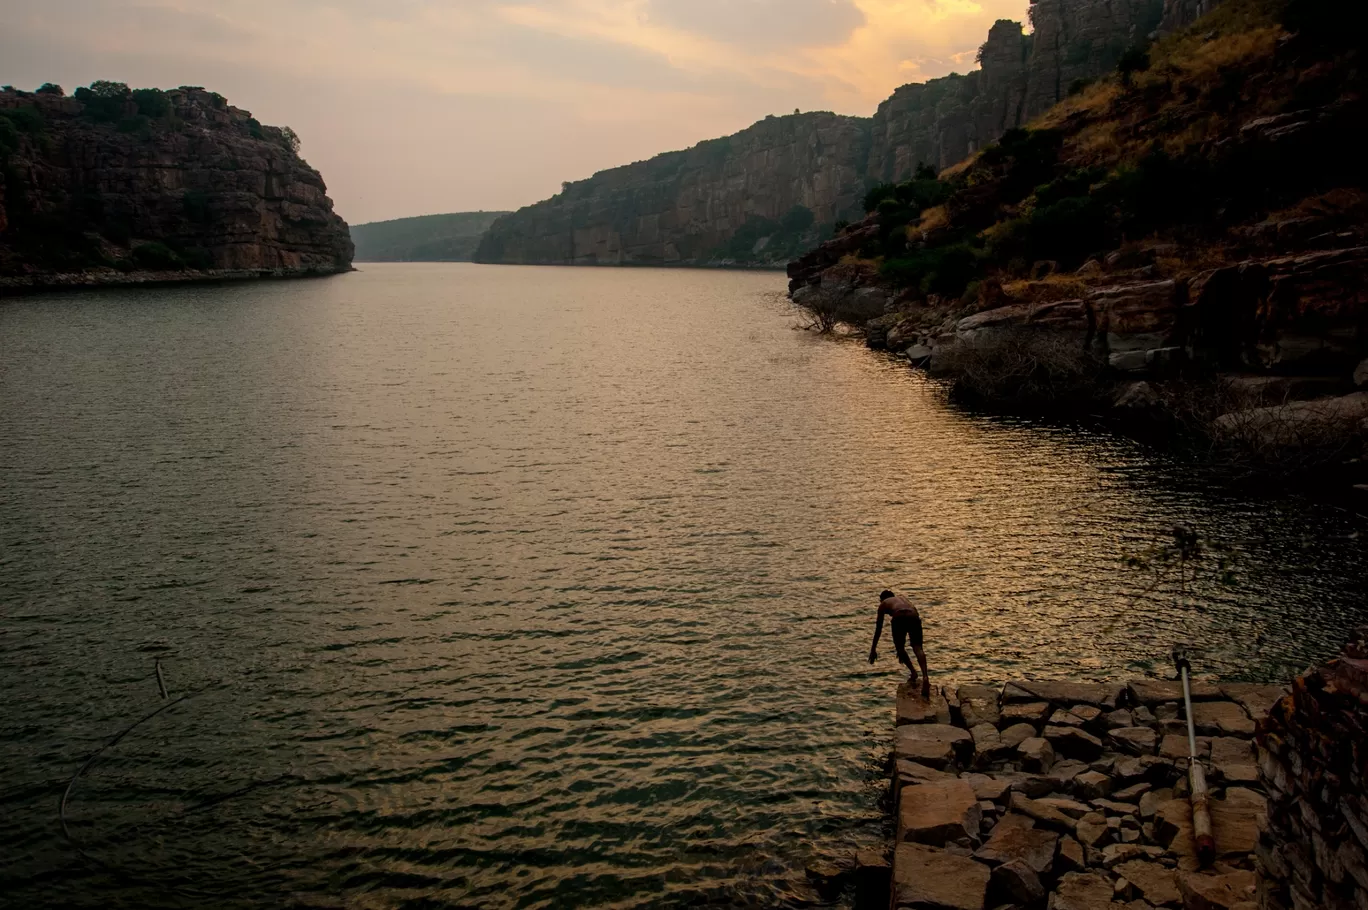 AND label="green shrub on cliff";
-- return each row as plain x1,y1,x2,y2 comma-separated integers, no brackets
130,242,183,271
131,88,171,118
881,243,983,297
74,81,131,122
